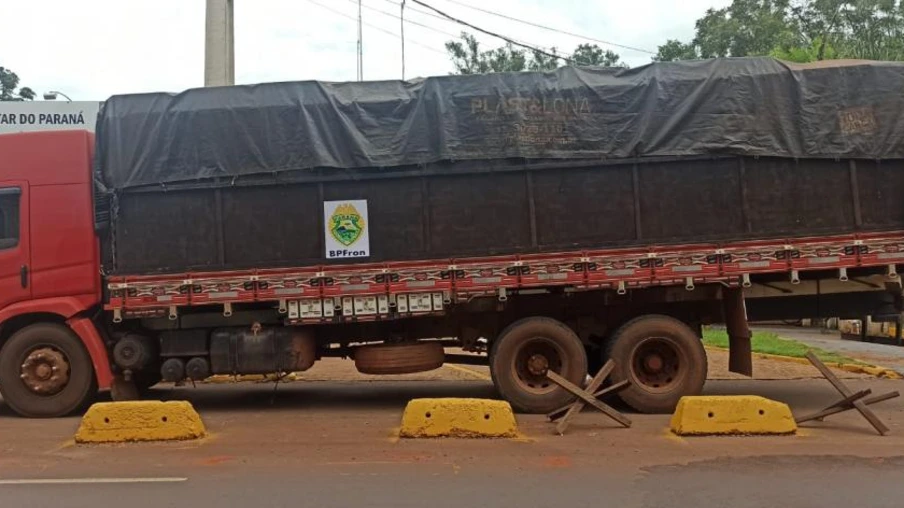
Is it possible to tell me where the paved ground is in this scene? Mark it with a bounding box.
[1,348,902,507]
[760,325,904,375]
[1,374,903,507]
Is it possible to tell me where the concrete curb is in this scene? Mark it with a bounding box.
[400,398,518,438]
[704,346,903,380]
[75,401,206,444]
[670,395,797,436]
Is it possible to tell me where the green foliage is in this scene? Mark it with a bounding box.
[0,66,35,102]
[770,36,838,62]
[446,33,626,74]
[655,0,904,62]
[445,33,528,74]
[653,39,700,61]
[701,328,858,364]
[571,43,626,67]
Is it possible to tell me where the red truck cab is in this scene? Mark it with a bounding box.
[0,131,111,417]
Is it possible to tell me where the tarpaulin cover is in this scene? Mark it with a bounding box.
[95,57,904,190]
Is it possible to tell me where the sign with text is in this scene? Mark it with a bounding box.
[0,101,101,134]
[324,200,371,259]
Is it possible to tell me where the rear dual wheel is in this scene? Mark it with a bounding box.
[489,317,588,414]
[605,315,707,414]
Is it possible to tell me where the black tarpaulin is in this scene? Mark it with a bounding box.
[95,57,904,190]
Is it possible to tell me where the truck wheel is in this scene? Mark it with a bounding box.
[605,315,706,414]
[354,342,445,375]
[490,317,588,414]
[0,323,97,418]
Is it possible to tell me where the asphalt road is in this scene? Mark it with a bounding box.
[2,377,903,507]
[4,455,904,508]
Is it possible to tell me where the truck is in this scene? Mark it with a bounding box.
[1,57,903,418]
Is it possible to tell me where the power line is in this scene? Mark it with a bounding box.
[380,0,558,53]
[420,0,656,55]
[409,0,572,63]
[348,0,461,39]
[304,0,447,56]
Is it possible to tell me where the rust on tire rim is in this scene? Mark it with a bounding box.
[630,336,685,393]
[511,337,565,395]
[20,347,70,396]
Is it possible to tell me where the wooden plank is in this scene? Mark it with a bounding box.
[547,360,614,423]
[805,351,891,435]
[547,380,630,421]
[547,371,632,431]
[795,389,871,423]
[805,351,851,396]
[796,391,898,424]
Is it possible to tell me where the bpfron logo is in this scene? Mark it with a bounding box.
[329,203,366,247]
[324,200,370,259]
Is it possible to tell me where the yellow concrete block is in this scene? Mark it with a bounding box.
[75,401,206,444]
[670,396,797,436]
[399,398,518,438]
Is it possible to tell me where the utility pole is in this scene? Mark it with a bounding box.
[357,0,364,81]
[205,0,235,86]
[401,0,406,80]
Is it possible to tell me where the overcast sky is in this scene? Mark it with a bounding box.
[1,0,731,100]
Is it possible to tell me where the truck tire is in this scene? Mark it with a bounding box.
[490,317,588,414]
[605,315,706,414]
[0,323,98,418]
[354,342,445,375]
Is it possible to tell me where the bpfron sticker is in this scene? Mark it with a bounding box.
[324,200,370,259]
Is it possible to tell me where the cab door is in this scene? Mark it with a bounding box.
[0,182,31,310]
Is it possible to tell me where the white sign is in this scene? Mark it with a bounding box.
[324,200,371,259]
[0,101,101,134]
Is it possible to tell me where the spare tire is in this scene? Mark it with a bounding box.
[354,342,445,375]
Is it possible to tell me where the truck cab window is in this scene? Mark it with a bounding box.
[0,188,20,250]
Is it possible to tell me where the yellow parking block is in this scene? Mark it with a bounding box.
[75,401,206,443]
[670,396,797,436]
[400,398,518,438]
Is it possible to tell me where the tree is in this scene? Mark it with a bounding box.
[653,39,700,61]
[446,33,528,74]
[655,0,904,62]
[571,43,626,67]
[446,33,627,74]
[0,67,35,101]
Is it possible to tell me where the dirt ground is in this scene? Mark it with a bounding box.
[1,356,902,507]
[202,347,871,386]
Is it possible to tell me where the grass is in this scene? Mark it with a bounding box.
[701,328,860,365]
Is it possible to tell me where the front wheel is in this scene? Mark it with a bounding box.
[605,315,707,414]
[489,317,588,414]
[0,323,98,418]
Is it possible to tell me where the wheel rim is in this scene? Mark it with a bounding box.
[628,336,686,393]
[510,337,566,395]
[19,346,71,396]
